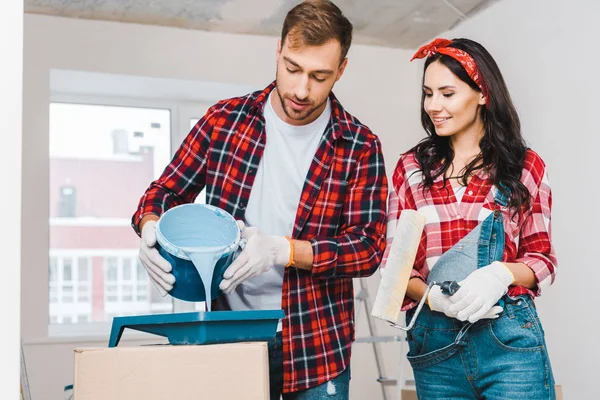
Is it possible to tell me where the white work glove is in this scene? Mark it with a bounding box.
[219,225,290,295]
[428,285,503,320]
[139,220,176,297]
[448,261,515,323]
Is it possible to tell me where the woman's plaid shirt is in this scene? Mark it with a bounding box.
[382,150,557,310]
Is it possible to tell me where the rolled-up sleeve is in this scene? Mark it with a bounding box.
[131,104,221,235]
[310,138,388,279]
[516,162,557,296]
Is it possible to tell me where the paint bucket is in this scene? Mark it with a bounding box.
[156,204,242,302]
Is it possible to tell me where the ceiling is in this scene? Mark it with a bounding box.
[24,0,501,49]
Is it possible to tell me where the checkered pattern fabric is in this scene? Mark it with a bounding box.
[132,82,388,392]
[382,150,557,310]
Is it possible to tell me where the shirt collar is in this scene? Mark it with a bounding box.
[250,81,353,141]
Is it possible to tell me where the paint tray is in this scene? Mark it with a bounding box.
[109,309,284,347]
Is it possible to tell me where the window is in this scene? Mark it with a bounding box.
[103,256,170,316]
[48,255,92,324]
[40,72,262,336]
[59,186,76,217]
[49,102,174,326]
[78,257,90,302]
[49,258,58,304]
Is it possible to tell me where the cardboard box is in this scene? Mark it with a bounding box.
[74,342,269,400]
[401,387,418,400]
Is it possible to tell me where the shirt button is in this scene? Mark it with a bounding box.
[468,190,473,195]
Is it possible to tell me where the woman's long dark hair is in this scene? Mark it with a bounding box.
[410,38,530,213]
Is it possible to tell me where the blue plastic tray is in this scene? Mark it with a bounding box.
[108,310,284,347]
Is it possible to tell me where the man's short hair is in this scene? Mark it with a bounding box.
[281,0,353,62]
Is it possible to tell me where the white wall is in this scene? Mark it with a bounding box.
[1,1,23,398]
[439,0,598,398]
[22,14,421,399]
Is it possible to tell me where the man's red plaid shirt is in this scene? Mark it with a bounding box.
[132,82,388,392]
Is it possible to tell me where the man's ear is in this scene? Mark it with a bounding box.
[335,58,348,82]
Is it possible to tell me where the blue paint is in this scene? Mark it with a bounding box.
[185,251,222,311]
[157,204,238,253]
[156,204,241,305]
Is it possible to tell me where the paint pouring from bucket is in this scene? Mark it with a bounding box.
[156,204,241,310]
[183,251,222,311]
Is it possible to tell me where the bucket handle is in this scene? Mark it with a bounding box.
[232,238,248,259]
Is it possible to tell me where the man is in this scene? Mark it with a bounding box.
[132,1,387,398]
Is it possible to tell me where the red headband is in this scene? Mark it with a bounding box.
[411,38,488,105]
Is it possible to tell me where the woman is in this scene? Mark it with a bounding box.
[385,38,557,399]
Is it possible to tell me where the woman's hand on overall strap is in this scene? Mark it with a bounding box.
[448,261,515,323]
[428,285,503,320]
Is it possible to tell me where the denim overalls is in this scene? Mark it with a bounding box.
[406,186,556,400]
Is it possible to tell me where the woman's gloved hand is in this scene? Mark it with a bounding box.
[448,261,515,323]
[428,284,503,320]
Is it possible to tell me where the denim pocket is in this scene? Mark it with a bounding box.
[406,325,427,357]
[406,324,462,370]
[488,299,544,352]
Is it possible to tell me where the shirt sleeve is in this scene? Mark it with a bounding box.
[131,103,221,235]
[515,153,557,296]
[310,137,388,279]
[380,185,400,271]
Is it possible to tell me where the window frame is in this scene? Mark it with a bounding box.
[48,252,93,323]
[47,92,210,338]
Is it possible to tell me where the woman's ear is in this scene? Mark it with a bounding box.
[478,93,487,106]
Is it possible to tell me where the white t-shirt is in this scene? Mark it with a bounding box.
[453,185,467,203]
[224,92,331,317]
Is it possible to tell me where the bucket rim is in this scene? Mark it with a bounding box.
[155,203,240,260]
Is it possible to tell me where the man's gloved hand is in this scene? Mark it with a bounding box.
[219,226,290,295]
[139,220,176,297]
[428,284,503,320]
[448,261,515,323]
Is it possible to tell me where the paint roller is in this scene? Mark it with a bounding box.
[371,210,461,331]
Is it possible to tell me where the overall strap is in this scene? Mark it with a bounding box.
[477,183,510,268]
[493,182,510,208]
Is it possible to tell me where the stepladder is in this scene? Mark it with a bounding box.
[354,277,413,400]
